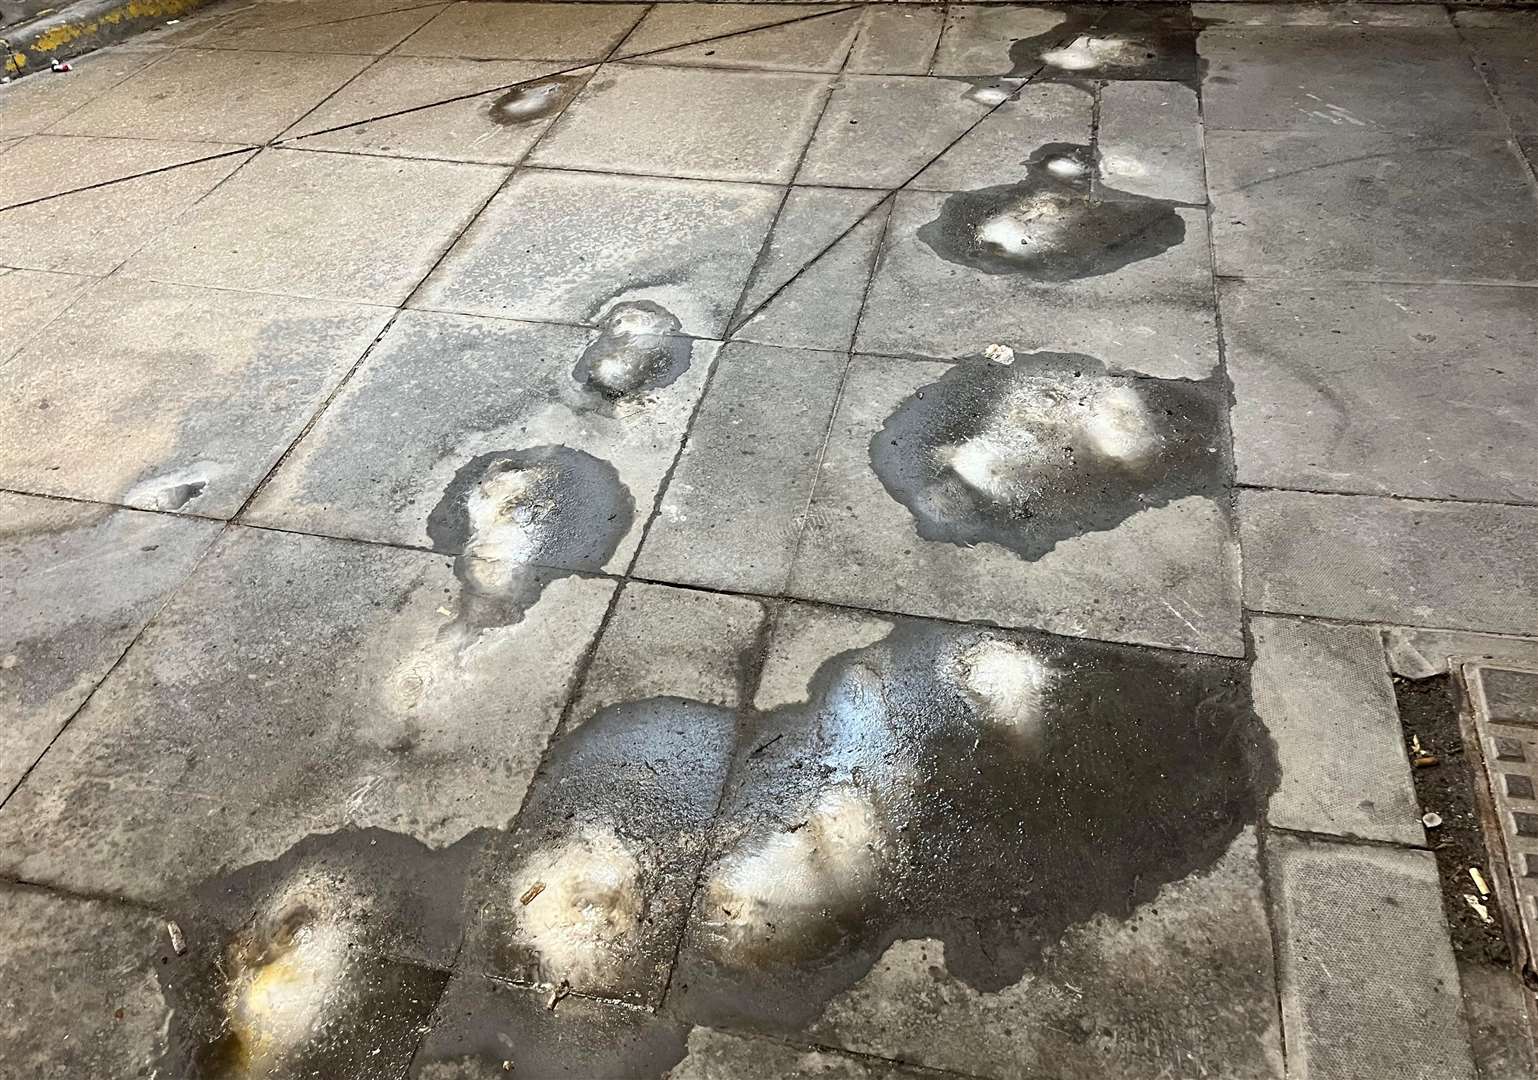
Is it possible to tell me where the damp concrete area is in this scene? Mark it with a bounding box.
[3,2,1538,1078]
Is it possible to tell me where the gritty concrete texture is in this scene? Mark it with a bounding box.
[248,309,714,566]
[1097,80,1204,202]
[0,268,90,362]
[1384,627,1538,681]
[0,133,246,207]
[929,4,1073,76]
[1222,281,1538,503]
[0,47,163,138]
[530,63,831,184]
[1239,490,1538,635]
[395,1,646,61]
[635,342,846,594]
[1207,131,1538,282]
[909,83,1095,191]
[671,1026,934,1079]
[1461,15,1538,134]
[1193,3,1453,29]
[416,168,782,336]
[181,0,449,55]
[1269,834,1476,1080]
[0,493,219,796]
[0,525,616,900]
[845,5,944,75]
[1251,615,1423,845]
[623,4,860,72]
[123,147,507,305]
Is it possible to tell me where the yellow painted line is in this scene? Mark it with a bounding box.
[27,0,204,55]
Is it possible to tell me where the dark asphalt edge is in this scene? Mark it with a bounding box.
[1,0,212,79]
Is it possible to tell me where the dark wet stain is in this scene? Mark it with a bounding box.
[486,77,573,127]
[425,445,633,632]
[917,143,1186,281]
[870,352,1226,561]
[670,620,1278,1032]
[572,300,692,404]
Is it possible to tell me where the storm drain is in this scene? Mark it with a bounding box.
[1466,664,1538,979]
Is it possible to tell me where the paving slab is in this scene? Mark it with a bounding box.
[122,147,507,305]
[787,353,1241,654]
[182,0,449,55]
[1207,131,1538,282]
[394,1,646,61]
[1462,21,1538,134]
[1221,281,1538,503]
[528,63,830,184]
[857,190,1218,379]
[1251,615,1423,845]
[1194,3,1453,28]
[621,4,860,72]
[0,267,90,362]
[0,884,172,1079]
[1239,489,1538,634]
[930,4,1071,76]
[1097,80,1205,203]
[0,525,616,900]
[616,3,843,59]
[1268,835,1476,1080]
[672,1027,936,1079]
[934,4,1198,82]
[415,168,782,337]
[283,57,578,163]
[249,309,715,568]
[634,342,846,595]
[0,150,252,274]
[0,493,217,797]
[0,133,248,208]
[1200,28,1504,135]
[0,276,390,516]
[845,4,944,75]
[1385,627,1538,680]
[47,47,371,143]
[0,45,166,139]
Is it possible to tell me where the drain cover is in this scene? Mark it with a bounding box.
[1467,664,1538,971]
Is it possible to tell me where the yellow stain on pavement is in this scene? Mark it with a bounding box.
[28,0,204,55]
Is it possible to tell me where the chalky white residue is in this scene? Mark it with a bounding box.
[516,824,646,987]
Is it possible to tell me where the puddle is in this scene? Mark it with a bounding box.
[870,353,1226,560]
[487,77,573,127]
[917,143,1187,281]
[573,300,693,404]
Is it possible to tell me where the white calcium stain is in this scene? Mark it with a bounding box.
[515,824,646,987]
[944,637,1053,744]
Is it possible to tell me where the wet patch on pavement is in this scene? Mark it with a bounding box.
[487,77,578,128]
[870,352,1227,561]
[917,143,1188,281]
[572,299,693,404]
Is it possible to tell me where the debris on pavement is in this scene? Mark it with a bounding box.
[165,920,186,956]
[520,881,545,906]
[984,343,1015,365]
[1469,867,1491,898]
[1422,812,1443,829]
[1465,894,1494,926]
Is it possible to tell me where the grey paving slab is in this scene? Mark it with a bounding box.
[0,884,172,1079]
[416,168,782,337]
[845,4,944,74]
[1207,131,1538,283]
[528,63,830,184]
[186,0,449,54]
[48,48,371,143]
[1268,835,1475,1080]
[248,309,716,568]
[1463,23,1538,134]
[0,45,166,139]
[1199,28,1504,136]
[0,268,90,363]
[1239,490,1538,635]
[1194,3,1453,28]
[857,190,1218,379]
[910,83,1094,190]
[1097,80,1205,203]
[787,354,1243,655]
[622,5,860,72]
[283,58,578,163]
[930,4,1077,76]
[0,150,251,274]
[0,276,389,516]
[672,1027,935,1079]
[1385,627,1538,680]
[395,1,646,61]
[0,494,217,797]
[1221,281,1538,503]
[0,525,616,901]
[0,133,248,208]
[1251,615,1423,845]
[635,342,846,594]
[934,4,1199,82]
[122,148,507,305]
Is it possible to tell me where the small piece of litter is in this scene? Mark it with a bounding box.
[501,1061,512,1072]
[984,343,1015,366]
[1413,754,1439,768]
[166,920,186,955]
[1464,893,1494,925]
[50,61,72,73]
[519,881,545,905]
[546,980,569,1010]
[1470,867,1491,898]
[166,18,180,23]
[436,605,453,617]
[1422,811,1443,829]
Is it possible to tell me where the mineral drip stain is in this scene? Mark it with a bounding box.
[917,143,1187,281]
[573,300,692,403]
[487,77,572,127]
[871,352,1226,561]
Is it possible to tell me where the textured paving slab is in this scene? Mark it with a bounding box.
[250,309,715,567]
[395,1,646,61]
[1459,11,1538,133]
[1251,615,1423,844]
[1222,281,1538,503]
[529,64,830,184]
[1269,835,1475,1080]
[47,47,370,143]
[1199,28,1504,135]
[1385,627,1538,680]
[0,150,251,274]
[0,525,615,901]
[179,0,448,55]
[621,4,860,72]
[123,148,506,305]
[416,168,782,336]
[635,342,845,594]
[0,493,218,797]
[1239,490,1538,634]
[1097,80,1204,203]
[1207,131,1538,282]
[858,192,1218,379]
[1194,3,1453,28]
[284,58,579,164]
[0,277,389,515]
[0,884,172,1079]
[846,5,944,74]
[0,45,165,139]
[0,134,248,208]
[0,268,90,362]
